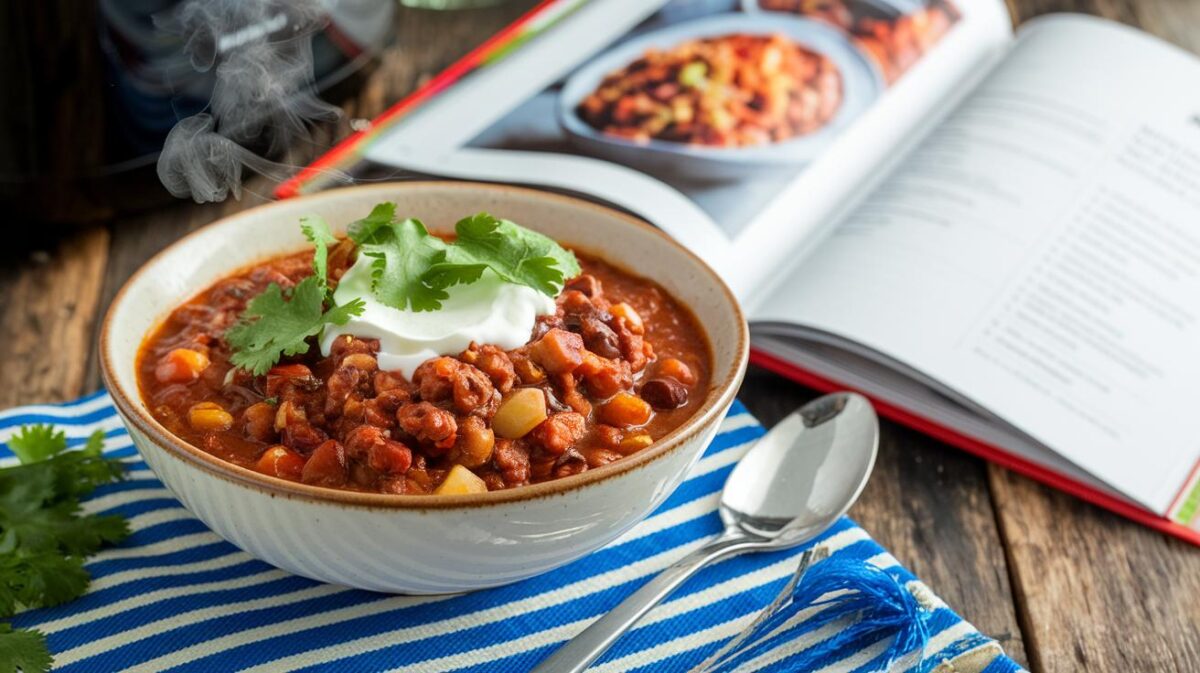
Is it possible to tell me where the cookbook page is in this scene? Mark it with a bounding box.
[359,0,1011,293]
[753,15,1200,519]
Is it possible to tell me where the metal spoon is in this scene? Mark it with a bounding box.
[532,392,879,673]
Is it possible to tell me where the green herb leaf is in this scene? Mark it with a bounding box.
[300,215,337,286]
[5,427,66,466]
[347,202,397,245]
[0,551,89,616]
[428,213,581,296]
[358,218,451,312]
[0,426,127,672]
[226,277,365,376]
[0,624,51,673]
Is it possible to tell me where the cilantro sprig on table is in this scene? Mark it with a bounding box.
[225,202,580,374]
[0,426,129,673]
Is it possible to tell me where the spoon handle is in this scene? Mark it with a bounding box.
[531,532,760,673]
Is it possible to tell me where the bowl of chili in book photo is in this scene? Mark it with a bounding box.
[559,13,884,181]
[99,182,748,594]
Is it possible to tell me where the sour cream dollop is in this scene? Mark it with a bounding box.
[319,255,557,379]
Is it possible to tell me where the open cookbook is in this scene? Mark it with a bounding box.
[279,0,1200,544]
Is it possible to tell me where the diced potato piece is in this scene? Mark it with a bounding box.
[600,392,652,428]
[435,464,488,495]
[619,433,654,453]
[493,388,548,439]
[610,303,644,335]
[188,402,233,432]
[155,348,210,383]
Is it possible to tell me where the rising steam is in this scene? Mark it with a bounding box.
[157,0,345,203]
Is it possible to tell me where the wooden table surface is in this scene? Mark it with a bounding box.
[5,1,1199,670]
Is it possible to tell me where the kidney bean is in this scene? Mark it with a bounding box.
[301,440,347,487]
[640,378,688,409]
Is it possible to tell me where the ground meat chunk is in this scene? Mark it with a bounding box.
[265,363,320,399]
[329,335,379,361]
[460,343,516,393]
[552,448,588,478]
[452,363,497,416]
[412,357,456,403]
[342,425,387,461]
[578,355,632,399]
[492,438,530,487]
[367,439,412,475]
[528,412,587,456]
[324,353,377,417]
[396,401,457,451]
[363,389,407,428]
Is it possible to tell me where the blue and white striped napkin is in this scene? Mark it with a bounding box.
[1,393,1024,673]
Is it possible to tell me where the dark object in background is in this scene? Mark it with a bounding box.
[0,0,393,224]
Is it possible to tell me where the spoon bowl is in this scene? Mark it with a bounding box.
[533,392,880,673]
[721,393,878,543]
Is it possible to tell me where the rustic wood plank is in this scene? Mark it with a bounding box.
[989,470,1200,671]
[0,226,109,404]
[740,368,1030,667]
[991,3,1200,672]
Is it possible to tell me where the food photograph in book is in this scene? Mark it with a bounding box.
[468,0,962,237]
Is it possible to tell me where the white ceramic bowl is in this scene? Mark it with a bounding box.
[101,182,748,594]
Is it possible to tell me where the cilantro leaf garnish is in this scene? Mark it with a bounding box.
[300,215,337,287]
[226,277,365,376]
[0,425,129,673]
[357,218,450,312]
[226,212,366,375]
[349,208,580,312]
[347,202,397,245]
[428,213,582,297]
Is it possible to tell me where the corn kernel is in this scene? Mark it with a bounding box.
[619,433,654,453]
[188,402,233,432]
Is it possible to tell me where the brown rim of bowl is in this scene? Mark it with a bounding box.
[100,181,749,510]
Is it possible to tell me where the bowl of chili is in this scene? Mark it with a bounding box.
[559,13,885,182]
[100,182,748,594]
